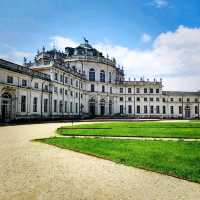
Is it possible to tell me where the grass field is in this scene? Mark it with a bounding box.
[40,137,200,183]
[57,121,200,138]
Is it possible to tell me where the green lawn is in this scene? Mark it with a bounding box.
[40,137,200,183]
[57,121,200,138]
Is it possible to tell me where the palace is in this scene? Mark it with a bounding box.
[0,39,199,122]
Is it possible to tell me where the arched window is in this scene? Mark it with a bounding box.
[100,70,105,82]
[89,68,95,81]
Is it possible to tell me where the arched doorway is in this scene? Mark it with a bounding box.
[1,92,12,121]
[185,106,191,118]
[89,98,96,116]
[100,99,105,116]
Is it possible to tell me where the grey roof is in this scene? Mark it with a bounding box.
[163,91,200,96]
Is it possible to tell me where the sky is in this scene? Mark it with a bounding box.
[0,0,200,91]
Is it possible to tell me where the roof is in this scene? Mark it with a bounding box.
[163,91,200,96]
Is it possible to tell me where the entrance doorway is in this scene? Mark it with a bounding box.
[1,92,12,121]
[185,106,191,118]
[100,99,105,116]
[89,98,96,115]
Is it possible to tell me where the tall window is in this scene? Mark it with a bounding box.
[156,106,160,114]
[44,99,48,113]
[136,88,140,93]
[170,106,174,114]
[54,100,57,112]
[137,105,140,114]
[163,106,166,114]
[89,68,95,81]
[128,88,132,93]
[100,70,105,82]
[150,106,154,114]
[110,87,112,93]
[70,102,73,113]
[109,72,111,83]
[59,100,63,113]
[120,105,123,114]
[91,84,95,92]
[179,106,183,114]
[64,101,68,113]
[76,103,78,113]
[102,85,105,92]
[128,105,132,114]
[7,76,13,84]
[144,105,148,114]
[21,96,26,112]
[22,79,27,87]
[33,97,37,112]
[195,106,198,114]
[144,88,147,93]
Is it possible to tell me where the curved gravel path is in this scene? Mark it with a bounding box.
[0,122,200,200]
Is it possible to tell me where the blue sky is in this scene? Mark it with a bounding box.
[0,0,200,91]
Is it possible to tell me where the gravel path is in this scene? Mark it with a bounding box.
[0,122,200,200]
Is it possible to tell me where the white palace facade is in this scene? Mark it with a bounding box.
[0,39,200,122]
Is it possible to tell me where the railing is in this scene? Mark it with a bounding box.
[0,59,50,81]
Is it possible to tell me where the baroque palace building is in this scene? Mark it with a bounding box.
[0,39,200,121]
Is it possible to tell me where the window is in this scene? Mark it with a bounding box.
[65,76,68,84]
[89,68,95,81]
[149,88,153,93]
[195,98,198,103]
[60,74,63,82]
[44,99,48,113]
[54,73,58,81]
[110,87,112,94]
[179,98,182,102]
[120,97,123,101]
[75,92,78,98]
[33,97,37,112]
[109,72,111,83]
[150,106,154,114]
[128,105,132,114]
[80,93,83,98]
[70,91,73,96]
[144,97,147,102]
[65,90,68,95]
[102,85,105,92]
[195,106,198,114]
[76,103,78,113]
[170,106,174,114]
[54,86,57,93]
[150,97,153,102]
[156,88,160,94]
[54,100,57,112]
[128,88,132,93]
[76,80,78,87]
[170,98,174,102]
[64,101,68,113]
[128,97,132,101]
[59,100,63,113]
[136,88,140,94]
[163,106,166,114]
[187,98,190,102]
[156,98,160,102]
[136,97,140,101]
[163,98,166,102]
[22,79,27,87]
[137,105,140,114]
[44,85,48,91]
[144,88,147,93]
[179,106,182,114]
[91,84,95,92]
[21,96,26,112]
[34,82,39,89]
[60,88,63,94]
[156,106,160,114]
[71,78,73,86]
[120,105,123,114]
[144,105,148,114]
[100,70,105,82]
[70,102,73,113]
[120,88,123,93]
[7,76,13,84]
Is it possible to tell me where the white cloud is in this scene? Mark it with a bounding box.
[141,33,152,43]
[49,26,200,91]
[151,0,168,8]
[49,36,78,50]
